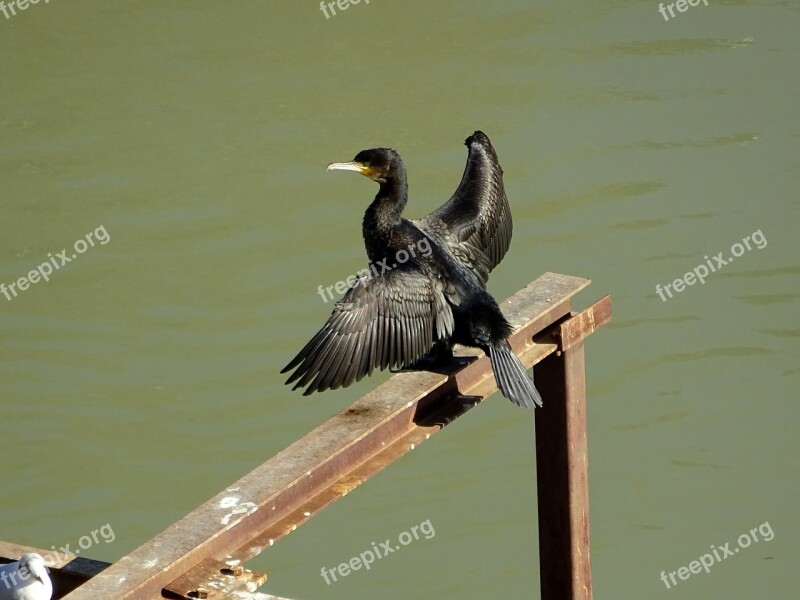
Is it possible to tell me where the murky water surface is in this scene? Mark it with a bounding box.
[1,1,797,598]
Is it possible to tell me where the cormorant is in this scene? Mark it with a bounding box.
[282,131,542,408]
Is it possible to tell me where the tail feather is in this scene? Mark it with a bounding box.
[488,342,543,409]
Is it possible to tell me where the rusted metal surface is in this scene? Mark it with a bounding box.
[534,295,612,600]
[164,558,266,599]
[555,295,612,353]
[51,272,604,600]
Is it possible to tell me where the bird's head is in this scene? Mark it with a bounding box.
[327,148,403,184]
[19,553,49,585]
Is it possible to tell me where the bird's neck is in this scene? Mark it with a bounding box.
[362,176,407,260]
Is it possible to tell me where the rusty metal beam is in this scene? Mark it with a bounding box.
[534,295,612,600]
[54,272,603,600]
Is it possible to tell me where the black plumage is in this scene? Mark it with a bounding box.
[282,131,542,408]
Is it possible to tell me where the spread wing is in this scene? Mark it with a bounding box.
[416,130,512,286]
[282,267,454,395]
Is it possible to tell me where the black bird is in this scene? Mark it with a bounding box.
[282,131,542,408]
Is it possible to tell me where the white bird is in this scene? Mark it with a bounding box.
[0,554,52,600]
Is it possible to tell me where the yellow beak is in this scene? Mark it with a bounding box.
[326,161,371,176]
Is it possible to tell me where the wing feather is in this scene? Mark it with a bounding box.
[282,268,453,395]
[416,131,513,286]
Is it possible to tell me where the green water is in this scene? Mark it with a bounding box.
[1,1,797,598]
